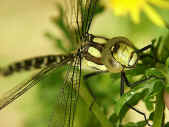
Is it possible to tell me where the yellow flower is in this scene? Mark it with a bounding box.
[106,0,169,27]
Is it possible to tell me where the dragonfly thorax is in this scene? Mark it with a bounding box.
[101,37,138,72]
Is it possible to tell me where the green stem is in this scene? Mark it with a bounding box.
[79,80,113,127]
[156,64,169,83]
[152,88,165,127]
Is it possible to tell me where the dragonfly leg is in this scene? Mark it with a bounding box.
[120,70,151,126]
[129,44,152,65]
[83,71,107,111]
[136,44,152,54]
[92,35,109,41]
[121,70,164,88]
[83,71,108,80]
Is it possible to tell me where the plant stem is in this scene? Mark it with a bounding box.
[152,88,165,127]
[79,80,113,127]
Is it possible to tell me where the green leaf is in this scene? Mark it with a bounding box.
[143,79,164,110]
[45,32,68,53]
[114,87,147,116]
[53,4,72,42]
[145,68,164,79]
[123,121,146,127]
[152,89,165,127]
[93,1,104,16]
[165,122,169,127]
[144,96,154,111]
[166,57,169,67]
[157,33,169,62]
[165,86,169,93]
[126,64,149,76]
[109,113,120,127]
[151,80,164,96]
[118,89,148,121]
[114,73,164,119]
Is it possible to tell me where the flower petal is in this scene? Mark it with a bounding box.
[109,0,128,15]
[129,7,140,24]
[143,3,165,27]
[149,0,169,9]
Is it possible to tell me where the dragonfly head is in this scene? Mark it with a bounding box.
[101,37,138,72]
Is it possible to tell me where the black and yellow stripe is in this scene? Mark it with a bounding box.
[0,54,72,76]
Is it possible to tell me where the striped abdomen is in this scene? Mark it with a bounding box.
[0,54,72,76]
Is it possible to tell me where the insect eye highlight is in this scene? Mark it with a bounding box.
[111,43,120,53]
[128,52,138,67]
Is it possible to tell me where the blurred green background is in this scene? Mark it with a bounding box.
[0,0,169,127]
[0,0,60,126]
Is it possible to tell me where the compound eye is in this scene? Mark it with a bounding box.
[101,36,137,72]
[111,42,138,67]
[128,52,138,66]
[111,43,120,54]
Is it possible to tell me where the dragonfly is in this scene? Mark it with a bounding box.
[0,0,153,126]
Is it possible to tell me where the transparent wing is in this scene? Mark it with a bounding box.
[0,56,73,110]
[48,51,82,127]
[63,0,97,41]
